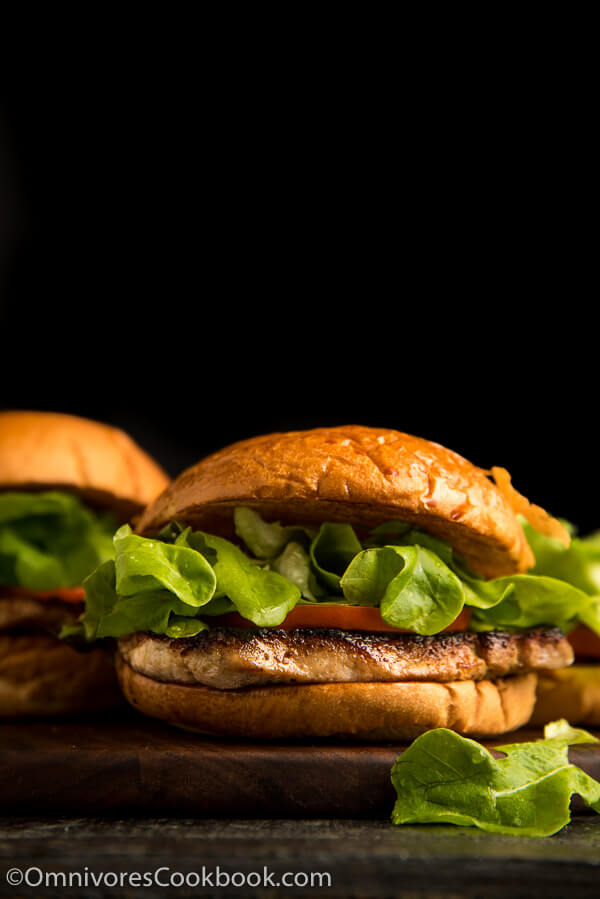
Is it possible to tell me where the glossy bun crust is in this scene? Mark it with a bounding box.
[0,634,124,717]
[116,656,537,739]
[0,411,170,517]
[137,425,533,577]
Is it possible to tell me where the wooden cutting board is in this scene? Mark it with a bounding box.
[1,714,599,816]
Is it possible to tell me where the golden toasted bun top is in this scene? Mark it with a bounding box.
[0,411,170,518]
[137,425,538,577]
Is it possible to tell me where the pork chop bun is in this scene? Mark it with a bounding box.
[0,411,170,717]
[80,425,582,739]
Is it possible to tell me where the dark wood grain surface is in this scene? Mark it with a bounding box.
[1,816,599,898]
[1,714,599,817]
[1,717,600,897]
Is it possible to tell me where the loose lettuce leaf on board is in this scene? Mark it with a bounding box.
[544,718,600,743]
[391,721,600,837]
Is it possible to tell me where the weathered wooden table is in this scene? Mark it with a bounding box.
[2,716,599,817]
[1,816,599,898]
[1,715,599,897]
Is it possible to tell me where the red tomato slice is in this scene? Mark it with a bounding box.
[568,625,600,660]
[209,605,472,633]
[0,585,86,604]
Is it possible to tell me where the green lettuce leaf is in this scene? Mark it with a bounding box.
[366,522,454,566]
[391,720,600,836]
[0,490,116,590]
[195,595,237,616]
[233,507,315,560]
[340,545,464,635]
[522,519,600,635]
[340,547,406,607]
[199,532,300,626]
[270,541,326,602]
[113,525,216,607]
[164,616,209,638]
[580,596,600,635]
[82,560,202,640]
[81,521,302,638]
[469,574,593,633]
[523,519,600,595]
[448,557,514,609]
[77,507,600,641]
[236,510,597,634]
[378,547,464,635]
[310,523,363,592]
[544,718,600,743]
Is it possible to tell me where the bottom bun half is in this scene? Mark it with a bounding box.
[530,665,600,726]
[0,633,124,717]
[115,655,537,740]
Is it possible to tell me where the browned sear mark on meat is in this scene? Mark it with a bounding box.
[118,626,573,690]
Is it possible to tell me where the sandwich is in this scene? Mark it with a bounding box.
[0,410,170,716]
[525,521,600,725]
[80,425,589,740]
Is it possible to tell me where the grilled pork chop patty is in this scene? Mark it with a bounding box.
[118,627,573,690]
[0,596,82,635]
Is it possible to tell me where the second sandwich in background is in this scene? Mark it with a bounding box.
[0,410,170,717]
[526,520,600,725]
[77,425,592,740]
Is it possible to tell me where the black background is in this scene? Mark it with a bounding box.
[0,78,596,532]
